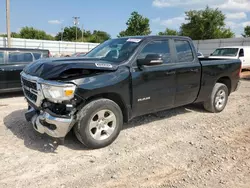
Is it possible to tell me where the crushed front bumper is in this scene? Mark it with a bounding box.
[25,107,75,138]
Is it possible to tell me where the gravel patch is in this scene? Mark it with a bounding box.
[0,81,250,188]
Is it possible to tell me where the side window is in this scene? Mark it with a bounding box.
[0,52,4,64]
[239,49,244,57]
[138,40,171,63]
[8,52,33,63]
[33,53,42,60]
[174,40,194,62]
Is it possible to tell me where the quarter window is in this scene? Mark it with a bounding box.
[174,40,194,62]
[42,51,49,58]
[33,53,42,60]
[138,40,171,63]
[239,49,244,57]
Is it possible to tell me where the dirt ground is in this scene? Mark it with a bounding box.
[0,80,250,188]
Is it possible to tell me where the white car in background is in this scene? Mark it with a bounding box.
[209,46,250,69]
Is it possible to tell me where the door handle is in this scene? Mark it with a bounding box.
[165,71,176,75]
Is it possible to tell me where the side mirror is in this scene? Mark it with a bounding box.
[137,54,163,67]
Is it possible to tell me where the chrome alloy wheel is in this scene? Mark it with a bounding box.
[215,89,226,110]
[89,109,117,141]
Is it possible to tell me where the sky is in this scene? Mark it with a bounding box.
[0,0,250,38]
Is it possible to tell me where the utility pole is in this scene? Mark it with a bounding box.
[6,0,11,47]
[61,25,64,41]
[73,16,80,41]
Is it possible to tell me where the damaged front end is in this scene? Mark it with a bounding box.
[21,72,82,138]
[21,58,118,139]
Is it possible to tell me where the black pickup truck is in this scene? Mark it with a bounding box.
[0,48,50,93]
[21,36,241,149]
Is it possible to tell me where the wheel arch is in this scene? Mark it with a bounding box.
[216,76,231,95]
[86,92,130,123]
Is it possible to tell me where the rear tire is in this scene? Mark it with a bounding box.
[74,99,123,149]
[203,83,228,113]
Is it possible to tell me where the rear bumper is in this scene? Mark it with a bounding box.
[25,107,75,138]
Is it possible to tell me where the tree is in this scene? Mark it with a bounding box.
[18,27,54,40]
[55,27,110,43]
[118,11,151,37]
[0,27,54,40]
[180,6,234,40]
[89,30,110,43]
[242,26,250,37]
[11,32,20,38]
[0,32,20,38]
[158,28,179,36]
[55,26,82,41]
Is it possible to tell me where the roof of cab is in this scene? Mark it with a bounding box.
[118,35,192,40]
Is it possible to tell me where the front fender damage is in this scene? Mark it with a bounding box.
[23,65,118,139]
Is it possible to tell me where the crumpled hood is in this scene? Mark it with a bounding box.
[23,57,118,80]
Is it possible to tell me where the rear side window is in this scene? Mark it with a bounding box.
[42,51,49,58]
[33,52,42,60]
[239,49,244,57]
[8,52,33,63]
[0,52,4,64]
[174,40,194,62]
[138,40,171,63]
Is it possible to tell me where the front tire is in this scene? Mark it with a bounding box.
[74,99,123,149]
[203,83,229,113]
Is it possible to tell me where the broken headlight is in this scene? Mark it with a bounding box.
[41,83,76,102]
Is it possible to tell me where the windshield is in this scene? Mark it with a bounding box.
[85,38,142,62]
[211,48,239,57]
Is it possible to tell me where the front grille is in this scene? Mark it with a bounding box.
[23,88,37,102]
[21,77,38,103]
[22,78,37,90]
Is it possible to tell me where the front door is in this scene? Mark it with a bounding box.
[173,39,201,107]
[131,39,176,117]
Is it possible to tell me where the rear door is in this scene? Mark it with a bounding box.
[131,39,177,116]
[5,51,34,89]
[173,39,201,107]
